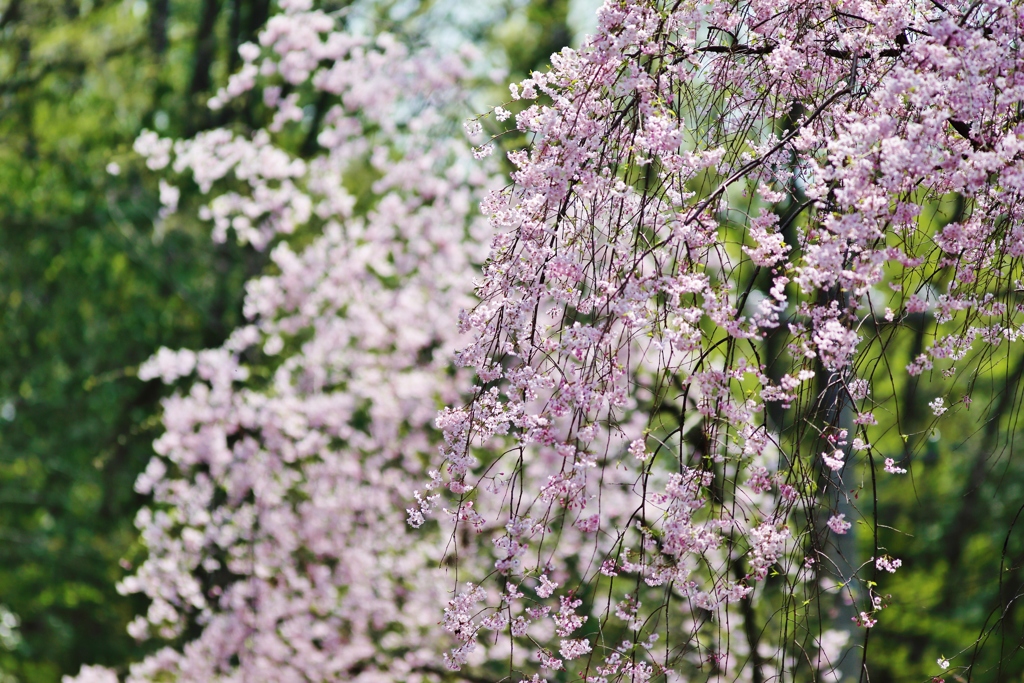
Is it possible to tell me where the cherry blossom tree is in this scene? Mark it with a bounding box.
[433,0,1024,681]
[64,0,1024,682]
[68,1,508,681]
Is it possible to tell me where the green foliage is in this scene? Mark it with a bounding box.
[0,0,266,679]
[863,353,1024,680]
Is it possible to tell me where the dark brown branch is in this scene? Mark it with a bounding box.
[949,118,989,151]
[676,41,906,64]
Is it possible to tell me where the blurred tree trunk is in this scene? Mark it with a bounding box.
[189,0,221,132]
[150,0,170,56]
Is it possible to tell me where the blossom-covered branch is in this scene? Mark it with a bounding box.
[435,0,1024,680]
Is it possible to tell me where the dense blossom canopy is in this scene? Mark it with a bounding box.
[80,1,503,681]
[66,0,1024,681]
[434,0,1024,680]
